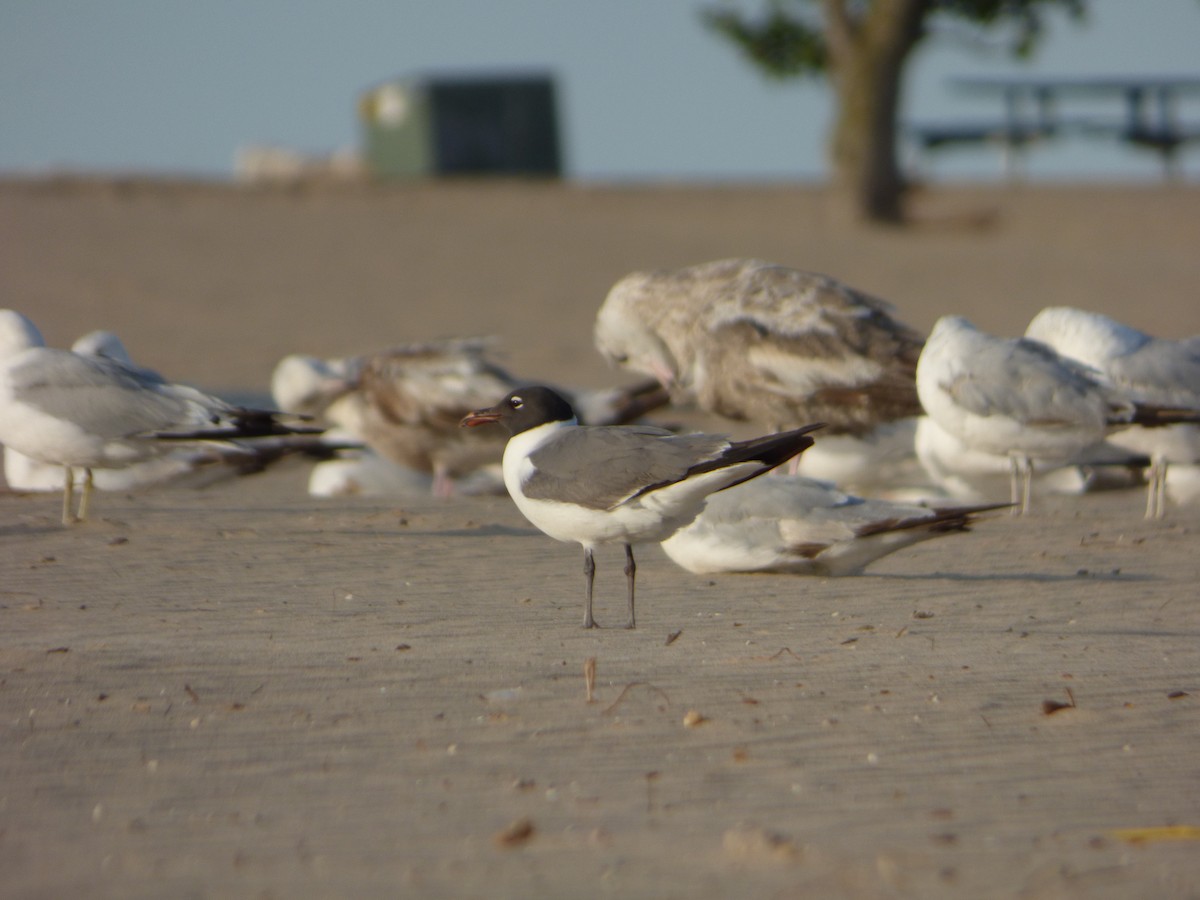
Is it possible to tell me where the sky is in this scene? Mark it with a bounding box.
[2,0,1199,183]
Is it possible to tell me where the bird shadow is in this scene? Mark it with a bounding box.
[0,522,67,538]
[332,525,542,539]
[407,525,543,539]
[866,570,1156,584]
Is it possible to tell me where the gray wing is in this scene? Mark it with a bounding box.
[523,426,729,510]
[1106,340,1200,407]
[10,350,213,438]
[942,337,1111,423]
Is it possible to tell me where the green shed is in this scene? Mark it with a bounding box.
[359,72,562,178]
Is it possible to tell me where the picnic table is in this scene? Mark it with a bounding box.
[908,75,1200,179]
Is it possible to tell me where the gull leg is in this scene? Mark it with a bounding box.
[1020,456,1034,515]
[431,462,454,498]
[77,468,95,522]
[1008,456,1021,515]
[582,547,598,629]
[1146,456,1167,520]
[1157,460,1169,519]
[623,543,637,630]
[1144,459,1158,519]
[61,467,75,525]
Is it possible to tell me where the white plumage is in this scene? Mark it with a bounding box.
[660,476,1004,576]
[1025,306,1200,517]
[915,315,1167,514]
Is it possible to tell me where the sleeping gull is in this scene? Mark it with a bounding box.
[461,385,821,629]
[1025,306,1200,518]
[659,475,1006,575]
[0,309,318,524]
[916,315,1197,514]
[913,415,1149,502]
[594,258,925,436]
[272,339,668,496]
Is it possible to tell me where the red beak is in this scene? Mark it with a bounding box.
[459,408,502,428]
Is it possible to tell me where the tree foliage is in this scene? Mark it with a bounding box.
[704,0,1085,76]
[703,0,1088,222]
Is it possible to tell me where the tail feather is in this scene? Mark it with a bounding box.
[855,502,1010,539]
[153,408,324,441]
[693,423,825,491]
[1122,404,1200,428]
[624,422,825,504]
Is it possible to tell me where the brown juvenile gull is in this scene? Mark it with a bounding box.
[594,258,925,437]
[272,338,668,497]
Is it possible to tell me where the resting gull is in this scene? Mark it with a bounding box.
[916,315,1196,514]
[1025,306,1200,518]
[0,309,317,524]
[659,475,1006,575]
[913,415,1149,503]
[272,339,668,497]
[594,258,925,436]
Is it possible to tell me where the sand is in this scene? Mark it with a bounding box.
[1,177,1199,898]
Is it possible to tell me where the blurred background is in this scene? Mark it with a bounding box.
[2,0,1199,185]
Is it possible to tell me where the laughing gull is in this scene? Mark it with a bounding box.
[659,475,1007,575]
[1025,306,1200,518]
[594,258,925,437]
[0,309,318,524]
[461,385,822,628]
[273,339,668,497]
[916,315,1198,515]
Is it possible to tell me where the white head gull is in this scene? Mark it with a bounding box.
[659,475,1006,576]
[0,310,317,524]
[916,315,1197,514]
[1025,306,1200,517]
[461,385,821,629]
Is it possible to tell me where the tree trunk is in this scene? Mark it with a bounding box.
[822,0,928,223]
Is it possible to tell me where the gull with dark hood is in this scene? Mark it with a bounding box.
[462,385,821,628]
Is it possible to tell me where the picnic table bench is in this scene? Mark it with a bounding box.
[908,75,1200,179]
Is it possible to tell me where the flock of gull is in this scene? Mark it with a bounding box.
[3,257,1198,627]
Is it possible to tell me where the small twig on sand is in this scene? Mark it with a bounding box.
[583,657,596,703]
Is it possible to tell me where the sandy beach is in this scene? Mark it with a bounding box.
[2,177,1199,898]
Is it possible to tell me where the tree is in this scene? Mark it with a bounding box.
[704,0,1086,223]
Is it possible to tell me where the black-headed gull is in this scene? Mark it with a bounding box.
[461,385,821,629]
[0,310,317,524]
[1025,306,1200,518]
[659,475,1006,575]
[916,315,1197,514]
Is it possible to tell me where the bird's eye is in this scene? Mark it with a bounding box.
[509,396,523,409]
